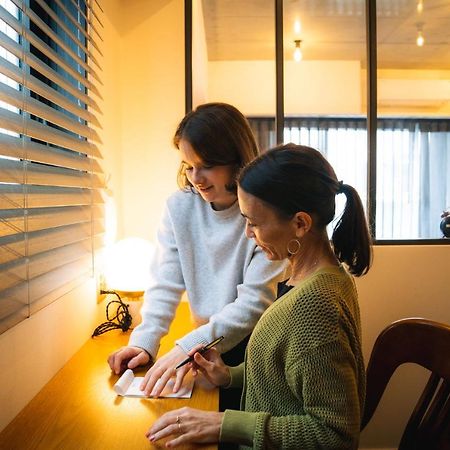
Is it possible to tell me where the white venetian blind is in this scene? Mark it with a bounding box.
[0,0,104,334]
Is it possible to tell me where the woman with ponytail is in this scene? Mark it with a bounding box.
[147,144,372,450]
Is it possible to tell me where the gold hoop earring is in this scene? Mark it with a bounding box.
[287,239,301,257]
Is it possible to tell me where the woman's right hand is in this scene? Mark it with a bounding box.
[107,346,151,375]
[190,346,231,387]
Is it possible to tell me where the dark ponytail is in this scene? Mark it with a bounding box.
[332,183,372,276]
[238,143,372,276]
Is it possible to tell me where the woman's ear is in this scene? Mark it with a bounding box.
[293,211,313,237]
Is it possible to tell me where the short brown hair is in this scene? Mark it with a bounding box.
[173,103,259,192]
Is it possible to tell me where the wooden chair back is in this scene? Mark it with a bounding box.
[361,318,450,450]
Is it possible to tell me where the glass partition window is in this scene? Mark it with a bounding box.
[195,0,275,117]
[190,0,449,242]
[281,1,368,222]
[376,0,450,239]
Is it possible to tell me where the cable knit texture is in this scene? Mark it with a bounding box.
[220,265,365,449]
[129,190,286,358]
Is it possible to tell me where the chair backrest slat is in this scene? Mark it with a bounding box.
[430,381,450,435]
[361,318,450,450]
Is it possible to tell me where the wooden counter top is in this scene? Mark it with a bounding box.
[0,302,218,449]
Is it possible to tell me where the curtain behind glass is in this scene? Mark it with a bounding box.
[248,117,449,239]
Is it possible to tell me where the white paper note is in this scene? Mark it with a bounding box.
[113,369,194,398]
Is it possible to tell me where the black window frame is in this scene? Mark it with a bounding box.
[183,0,450,246]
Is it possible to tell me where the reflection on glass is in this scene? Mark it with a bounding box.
[193,0,275,118]
[377,0,450,239]
[280,0,368,223]
[195,0,449,240]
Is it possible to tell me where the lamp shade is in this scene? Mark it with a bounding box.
[104,237,155,293]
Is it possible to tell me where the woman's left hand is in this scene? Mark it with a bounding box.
[140,345,189,397]
[146,407,223,448]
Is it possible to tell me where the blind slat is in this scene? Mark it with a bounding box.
[0,134,103,174]
[0,108,102,157]
[0,220,104,265]
[1,205,103,237]
[0,237,97,291]
[11,0,102,85]
[30,259,92,313]
[33,0,102,71]
[0,57,100,126]
[0,82,101,142]
[69,0,103,44]
[0,185,103,209]
[0,25,101,113]
[0,293,27,334]
[53,0,103,58]
[0,234,103,298]
[1,258,92,318]
[0,5,97,93]
[0,158,103,189]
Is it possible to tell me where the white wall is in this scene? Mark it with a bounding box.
[116,0,185,242]
[376,69,450,116]
[207,61,450,117]
[208,60,362,115]
[0,279,99,431]
[357,245,450,448]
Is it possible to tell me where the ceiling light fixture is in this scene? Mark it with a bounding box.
[294,19,301,35]
[416,31,424,46]
[417,0,424,13]
[293,39,302,62]
[416,23,425,47]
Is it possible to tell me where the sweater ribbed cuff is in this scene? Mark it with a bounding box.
[128,329,159,360]
[227,363,244,389]
[220,409,257,446]
[175,332,208,354]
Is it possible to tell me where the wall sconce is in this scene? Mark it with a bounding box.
[293,39,303,62]
[103,237,155,327]
[416,23,425,47]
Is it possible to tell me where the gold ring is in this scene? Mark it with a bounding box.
[176,415,182,433]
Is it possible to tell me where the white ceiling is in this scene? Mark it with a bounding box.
[202,0,450,69]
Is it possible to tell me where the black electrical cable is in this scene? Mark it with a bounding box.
[91,290,132,337]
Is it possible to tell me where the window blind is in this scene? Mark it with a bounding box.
[0,0,104,334]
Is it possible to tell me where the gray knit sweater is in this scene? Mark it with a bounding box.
[220,266,365,449]
[129,189,287,358]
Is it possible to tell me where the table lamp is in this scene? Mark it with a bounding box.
[103,237,155,328]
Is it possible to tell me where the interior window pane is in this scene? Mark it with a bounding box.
[282,0,368,226]
[194,0,275,119]
[376,0,450,239]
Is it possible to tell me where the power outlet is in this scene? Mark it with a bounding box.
[96,273,107,304]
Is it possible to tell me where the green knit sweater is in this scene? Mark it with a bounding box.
[220,265,365,449]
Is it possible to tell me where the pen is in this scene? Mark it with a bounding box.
[175,336,225,370]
